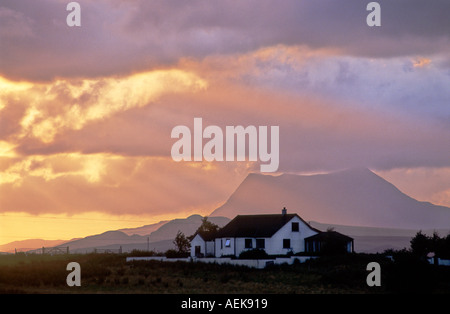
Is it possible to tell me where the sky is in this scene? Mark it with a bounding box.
[1,0,450,244]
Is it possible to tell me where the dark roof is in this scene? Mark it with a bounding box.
[192,230,217,242]
[214,214,319,238]
[305,231,353,242]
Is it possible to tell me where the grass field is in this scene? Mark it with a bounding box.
[0,252,449,294]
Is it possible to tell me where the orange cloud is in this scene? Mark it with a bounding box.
[412,57,431,68]
[0,152,250,216]
[1,70,207,143]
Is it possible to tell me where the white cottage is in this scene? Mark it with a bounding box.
[190,231,217,257]
[191,208,327,258]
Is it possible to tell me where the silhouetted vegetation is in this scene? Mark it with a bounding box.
[187,216,220,242]
[410,231,450,259]
[165,249,190,258]
[196,217,220,235]
[238,249,269,259]
[172,230,190,255]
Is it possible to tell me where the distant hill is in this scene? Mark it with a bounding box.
[309,221,450,253]
[146,215,230,242]
[0,239,67,253]
[118,220,169,236]
[59,215,230,253]
[61,231,146,251]
[210,168,450,230]
[1,215,231,254]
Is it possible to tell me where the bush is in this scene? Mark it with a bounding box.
[165,249,190,258]
[129,249,161,257]
[238,249,269,259]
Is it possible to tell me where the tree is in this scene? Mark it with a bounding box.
[173,230,190,254]
[197,216,219,234]
[189,216,220,241]
[410,231,450,260]
[439,234,450,259]
[410,231,430,258]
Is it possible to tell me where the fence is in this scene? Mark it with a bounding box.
[16,245,125,255]
[24,246,70,255]
[93,247,122,254]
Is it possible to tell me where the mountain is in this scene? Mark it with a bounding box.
[118,220,169,236]
[210,168,450,230]
[58,215,230,253]
[146,215,230,242]
[60,231,146,251]
[0,239,67,253]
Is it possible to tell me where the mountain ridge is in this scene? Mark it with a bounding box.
[210,168,450,230]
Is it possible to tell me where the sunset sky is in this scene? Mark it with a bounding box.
[1,0,450,244]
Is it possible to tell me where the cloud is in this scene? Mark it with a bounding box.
[1,0,450,81]
[3,45,449,173]
[1,0,449,220]
[0,69,207,144]
[0,153,251,216]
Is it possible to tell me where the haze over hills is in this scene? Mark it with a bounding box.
[118,220,169,236]
[145,215,230,242]
[1,215,230,254]
[51,215,230,253]
[308,221,449,253]
[210,168,450,230]
[0,239,67,254]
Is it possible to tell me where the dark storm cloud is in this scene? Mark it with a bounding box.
[1,0,449,80]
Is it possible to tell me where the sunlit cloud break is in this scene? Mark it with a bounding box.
[1,70,207,143]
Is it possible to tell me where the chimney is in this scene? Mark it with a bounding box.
[282,207,287,216]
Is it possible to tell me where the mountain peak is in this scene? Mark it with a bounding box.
[210,169,450,230]
[337,167,373,175]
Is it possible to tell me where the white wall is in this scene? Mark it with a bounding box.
[190,234,205,257]
[191,234,216,257]
[265,216,318,255]
[215,237,236,257]
[438,258,450,266]
[205,241,215,256]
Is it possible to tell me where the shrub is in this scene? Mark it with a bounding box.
[129,249,160,257]
[165,249,189,258]
[238,249,269,259]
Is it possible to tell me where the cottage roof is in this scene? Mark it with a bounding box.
[192,230,217,242]
[214,213,319,238]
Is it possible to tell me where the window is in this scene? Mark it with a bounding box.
[291,222,299,232]
[256,239,265,249]
[225,239,231,247]
[245,238,253,249]
[283,239,291,249]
